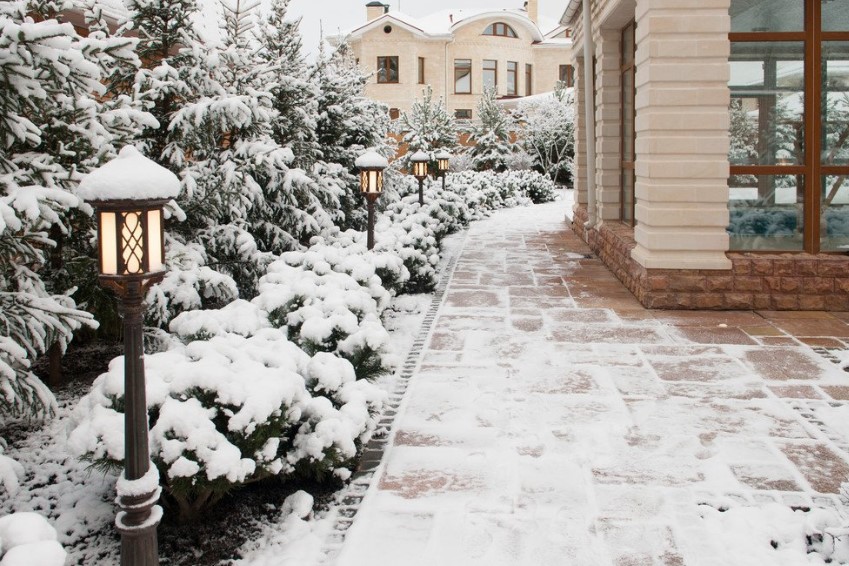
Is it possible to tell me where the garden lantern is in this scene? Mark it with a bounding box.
[78,146,180,566]
[435,149,451,191]
[356,150,389,250]
[410,150,430,205]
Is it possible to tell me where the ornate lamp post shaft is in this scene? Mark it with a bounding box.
[78,146,179,566]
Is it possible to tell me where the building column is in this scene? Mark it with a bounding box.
[595,28,623,223]
[631,0,732,270]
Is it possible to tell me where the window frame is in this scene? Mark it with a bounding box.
[559,64,574,87]
[418,57,425,84]
[455,109,472,120]
[526,63,533,96]
[484,22,518,38]
[620,21,636,227]
[506,61,518,96]
[728,1,849,253]
[483,59,498,92]
[376,56,399,84]
[454,58,472,94]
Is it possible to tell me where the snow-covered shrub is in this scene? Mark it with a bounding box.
[515,85,575,185]
[374,213,441,293]
[69,330,384,521]
[501,170,558,205]
[0,512,66,566]
[252,261,396,380]
[145,238,239,330]
[384,176,471,243]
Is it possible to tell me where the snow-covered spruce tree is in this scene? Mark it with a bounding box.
[516,83,575,185]
[312,40,392,230]
[0,1,159,418]
[467,87,518,172]
[398,86,457,171]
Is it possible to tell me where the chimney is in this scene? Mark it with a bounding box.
[524,0,538,23]
[366,1,389,21]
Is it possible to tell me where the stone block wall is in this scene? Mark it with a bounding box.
[573,205,849,311]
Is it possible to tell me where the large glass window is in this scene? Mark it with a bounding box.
[728,0,849,252]
[507,61,518,96]
[377,56,398,84]
[483,59,497,91]
[455,59,471,94]
[621,21,636,226]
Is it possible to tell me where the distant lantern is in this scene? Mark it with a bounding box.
[435,149,452,190]
[435,150,451,175]
[410,150,429,180]
[355,150,390,250]
[409,150,430,205]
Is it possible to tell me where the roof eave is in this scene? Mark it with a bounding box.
[560,0,581,26]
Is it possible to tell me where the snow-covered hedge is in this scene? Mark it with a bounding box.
[446,169,557,217]
[0,512,66,566]
[69,330,384,521]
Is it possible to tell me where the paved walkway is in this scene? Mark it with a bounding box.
[335,197,849,566]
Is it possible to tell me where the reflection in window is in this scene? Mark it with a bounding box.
[822,42,849,167]
[484,22,517,38]
[455,59,471,94]
[822,0,849,33]
[730,0,803,33]
[728,42,804,167]
[559,64,574,87]
[728,175,804,250]
[377,56,399,83]
[483,59,497,91]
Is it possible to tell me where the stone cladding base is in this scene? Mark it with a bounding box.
[572,205,849,311]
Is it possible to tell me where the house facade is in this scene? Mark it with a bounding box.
[337,1,572,120]
[564,0,849,310]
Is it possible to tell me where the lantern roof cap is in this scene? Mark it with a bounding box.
[78,146,180,202]
[355,150,389,169]
[435,149,452,159]
[410,150,430,162]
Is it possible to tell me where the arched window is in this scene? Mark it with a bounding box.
[483,22,518,38]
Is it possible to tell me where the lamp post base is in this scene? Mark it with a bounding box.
[117,492,162,566]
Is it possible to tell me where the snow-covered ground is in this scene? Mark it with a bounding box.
[8,191,849,565]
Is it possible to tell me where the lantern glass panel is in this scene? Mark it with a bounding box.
[147,209,164,272]
[360,170,369,194]
[99,211,118,275]
[438,158,449,172]
[414,161,427,177]
[121,211,145,275]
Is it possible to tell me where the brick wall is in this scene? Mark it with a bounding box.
[573,205,849,311]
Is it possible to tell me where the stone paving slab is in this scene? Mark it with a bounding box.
[333,199,849,566]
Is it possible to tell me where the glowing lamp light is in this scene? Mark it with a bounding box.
[435,150,451,175]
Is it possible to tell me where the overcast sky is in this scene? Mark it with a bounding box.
[285,0,566,58]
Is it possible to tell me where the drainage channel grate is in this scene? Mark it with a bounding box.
[317,231,467,562]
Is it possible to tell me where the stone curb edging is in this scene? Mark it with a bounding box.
[317,230,468,563]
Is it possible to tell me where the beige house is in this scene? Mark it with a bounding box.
[335,1,573,120]
[564,0,849,310]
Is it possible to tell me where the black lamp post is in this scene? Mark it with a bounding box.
[435,149,451,191]
[78,146,179,566]
[355,150,389,250]
[410,150,429,205]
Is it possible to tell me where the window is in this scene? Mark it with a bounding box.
[483,59,497,91]
[559,64,574,87]
[418,57,425,84]
[389,108,400,120]
[506,61,518,96]
[526,64,532,96]
[727,0,849,252]
[377,56,398,84]
[484,22,518,38]
[620,21,636,227]
[454,59,472,94]
[455,109,472,120]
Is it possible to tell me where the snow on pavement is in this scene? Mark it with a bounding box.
[331,193,849,566]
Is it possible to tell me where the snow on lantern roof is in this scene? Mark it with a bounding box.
[355,150,389,169]
[410,150,429,162]
[435,149,452,160]
[77,146,181,202]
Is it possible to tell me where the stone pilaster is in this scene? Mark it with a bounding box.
[631,0,732,270]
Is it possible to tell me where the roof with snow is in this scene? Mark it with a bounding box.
[340,7,566,45]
